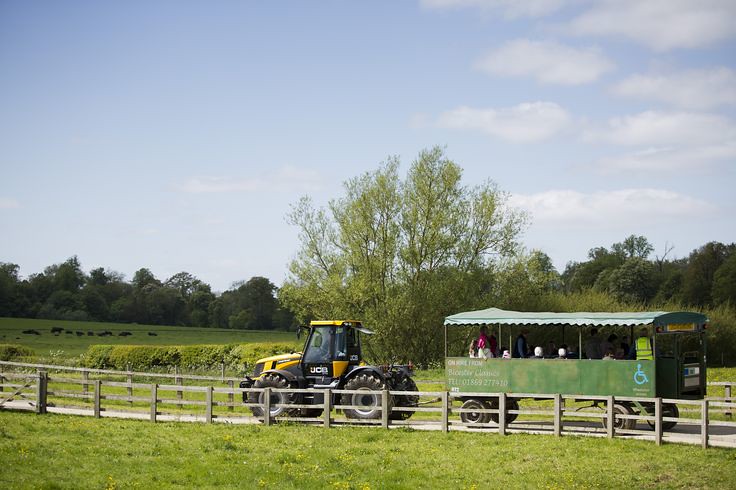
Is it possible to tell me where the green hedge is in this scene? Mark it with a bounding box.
[82,342,300,371]
[0,344,35,361]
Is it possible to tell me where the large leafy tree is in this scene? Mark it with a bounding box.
[682,242,735,306]
[280,147,526,366]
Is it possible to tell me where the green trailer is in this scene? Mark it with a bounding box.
[443,308,708,429]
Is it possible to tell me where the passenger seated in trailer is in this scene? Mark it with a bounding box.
[584,328,602,359]
[468,339,478,358]
[545,340,557,358]
[602,348,616,360]
[600,334,618,357]
[533,346,544,359]
[556,348,567,359]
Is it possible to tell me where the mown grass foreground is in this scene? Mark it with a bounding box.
[2,411,736,489]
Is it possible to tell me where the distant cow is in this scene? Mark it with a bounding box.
[22,329,41,335]
[51,327,64,335]
[148,332,158,336]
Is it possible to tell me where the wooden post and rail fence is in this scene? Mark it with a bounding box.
[1,361,735,449]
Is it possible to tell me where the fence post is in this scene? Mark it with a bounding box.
[0,370,4,393]
[701,399,709,449]
[606,396,614,438]
[654,397,663,446]
[206,386,213,423]
[94,380,101,418]
[82,370,89,395]
[498,393,506,436]
[36,371,47,414]
[441,392,449,433]
[220,362,225,381]
[263,388,271,426]
[323,389,331,428]
[726,385,732,418]
[175,366,183,402]
[150,384,157,423]
[126,366,133,405]
[381,389,389,429]
[553,394,562,437]
[228,380,234,413]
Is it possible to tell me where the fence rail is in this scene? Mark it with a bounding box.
[1,361,735,448]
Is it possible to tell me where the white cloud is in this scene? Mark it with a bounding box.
[176,166,323,194]
[0,198,20,209]
[612,67,736,110]
[567,0,736,51]
[510,189,716,230]
[436,102,571,143]
[596,144,736,173]
[420,0,568,18]
[584,110,736,147]
[475,39,614,85]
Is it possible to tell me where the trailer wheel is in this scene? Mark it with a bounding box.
[248,373,297,419]
[604,403,636,430]
[646,403,679,431]
[460,399,491,425]
[488,398,519,424]
[342,373,387,420]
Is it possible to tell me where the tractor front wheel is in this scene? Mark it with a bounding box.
[342,373,387,420]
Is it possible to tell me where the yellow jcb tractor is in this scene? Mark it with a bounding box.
[240,320,418,420]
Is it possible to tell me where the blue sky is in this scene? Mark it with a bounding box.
[2,0,735,291]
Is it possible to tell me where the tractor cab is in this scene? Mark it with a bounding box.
[300,320,371,387]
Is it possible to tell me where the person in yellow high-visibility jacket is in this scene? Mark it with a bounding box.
[635,328,653,360]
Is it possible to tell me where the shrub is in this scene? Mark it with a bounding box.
[0,344,35,361]
[82,345,115,368]
[80,342,301,371]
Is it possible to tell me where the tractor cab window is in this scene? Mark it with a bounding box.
[303,326,332,363]
[346,327,361,363]
[334,327,347,360]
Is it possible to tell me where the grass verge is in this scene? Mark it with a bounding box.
[2,411,736,489]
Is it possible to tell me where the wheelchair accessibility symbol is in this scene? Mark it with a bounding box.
[634,363,649,385]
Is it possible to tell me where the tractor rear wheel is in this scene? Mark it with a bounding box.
[390,376,419,420]
[342,373,387,420]
[248,373,297,419]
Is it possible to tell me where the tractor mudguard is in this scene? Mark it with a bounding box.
[340,366,386,388]
[259,368,302,386]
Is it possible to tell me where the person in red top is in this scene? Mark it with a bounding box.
[477,326,497,358]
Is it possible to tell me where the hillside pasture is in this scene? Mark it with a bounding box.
[0,317,296,358]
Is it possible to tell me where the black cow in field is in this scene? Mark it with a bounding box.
[51,327,64,335]
[22,329,41,335]
[148,332,158,336]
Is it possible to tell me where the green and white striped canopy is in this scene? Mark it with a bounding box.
[444,307,707,328]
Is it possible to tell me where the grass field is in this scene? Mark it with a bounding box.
[1,411,735,489]
[0,317,296,358]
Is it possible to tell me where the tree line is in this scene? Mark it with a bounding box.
[0,258,296,330]
[2,146,735,366]
[280,147,736,366]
